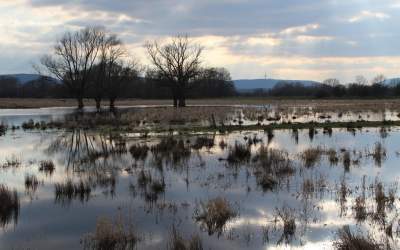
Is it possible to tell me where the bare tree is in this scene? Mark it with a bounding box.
[146,35,203,107]
[41,27,104,109]
[323,78,340,86]
[355,75,368,85]
[105,60,140,110]
[91,33,126,110]
[371,74,386,85]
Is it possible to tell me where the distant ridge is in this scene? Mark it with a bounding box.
[233,78,320,91]
[0,74,58,84]
[233,78,400,92]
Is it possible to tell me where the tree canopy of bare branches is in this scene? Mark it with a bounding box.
[146,35,203,107]
[41,27,140,110]
[41,27,105,109]
[89,32,140,110]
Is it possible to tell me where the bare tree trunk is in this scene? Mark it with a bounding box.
[172,86,178,108]
[95,98,101,111]
[109,98,116,110]
[178,87,186,107]
[77,97,84,110]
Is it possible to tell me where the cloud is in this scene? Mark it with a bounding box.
[0,0,399,82]
[348,10,390,23]
[280,24,320,36]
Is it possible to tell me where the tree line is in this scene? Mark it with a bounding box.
[241,75,400,98]
[0,67,236,100]
[33,27,235,109]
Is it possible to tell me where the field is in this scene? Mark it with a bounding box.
[2,97,400,110]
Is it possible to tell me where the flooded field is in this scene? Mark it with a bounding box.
[1,106,400,249]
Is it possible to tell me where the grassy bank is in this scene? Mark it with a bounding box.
[2,97,400,109]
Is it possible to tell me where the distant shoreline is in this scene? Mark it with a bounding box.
[1,97,400,109]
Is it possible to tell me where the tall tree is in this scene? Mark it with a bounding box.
[104,60,140,110]
[41,27,104,109]
[146,35,203,107]
[92,33,126,110]
[371,74,386,85]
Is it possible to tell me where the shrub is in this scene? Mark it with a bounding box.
[333,226,382,250]
[227,142,251,164]
[194,197,236,236]
[82,216,138,250]
[129,144,149,160]
[0,185,19,227]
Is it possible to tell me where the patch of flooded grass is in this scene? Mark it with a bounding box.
[194,197,236,236]
[82,214,139,250]
[369,142,387,167]
[151,137,191,165]
[192,136,215,150]
[333,225,382,250]
[275,206,296,245]
[227,142,251,164]
[55,180,91,204]
[25,174,39,193]
[129,144,149,161]
[168,226,203,250]
[39,160,55,175]
[299,147,324,168]
[0,123,7,136]
[2,155,21,168]
[0,185,19,228]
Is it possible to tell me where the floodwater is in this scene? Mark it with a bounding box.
[0,107,400,249]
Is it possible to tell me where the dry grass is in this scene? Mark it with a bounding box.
[136,170,166,203]
[151,137,191,165]
[253,146,294,191]
[3,98,400,110]
[352,196,367,222]
[192,136,215,150]
[333,226,382,250]
[227,142,251,164]
[370,142,387,166]
[55,180,91,203]
[299,147,324,168]
[327,148,339,166]
[25,174,39,192]
[168,226,203,250]
[82,215,138,250]
[0,123,6,136]
[2,155,21,168]
[39,160,55,175]
[0,185,19,227]
[194,197,236,236]
[129,144,149,160]
[275,206,296,244]
[254,146,294,175]
[343,151,351,171]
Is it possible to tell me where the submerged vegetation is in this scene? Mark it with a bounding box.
[194,197,236,236]
[227,142,251,164]
[55,180,92,204]
[0,185,20,228]
[82,215,139,250]
[334,226,382,250]
[168,226,203,250]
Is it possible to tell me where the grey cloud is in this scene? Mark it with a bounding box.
[1,0,399,80]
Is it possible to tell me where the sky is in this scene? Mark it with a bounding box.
[0,0,400,82]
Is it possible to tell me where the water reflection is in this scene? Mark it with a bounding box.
[1,123,400,249]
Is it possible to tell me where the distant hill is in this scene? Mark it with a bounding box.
[384,78,400,86]
[0,74,59,84]
[233,78,320,92]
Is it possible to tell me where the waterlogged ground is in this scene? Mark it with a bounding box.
[0,107,400,249]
